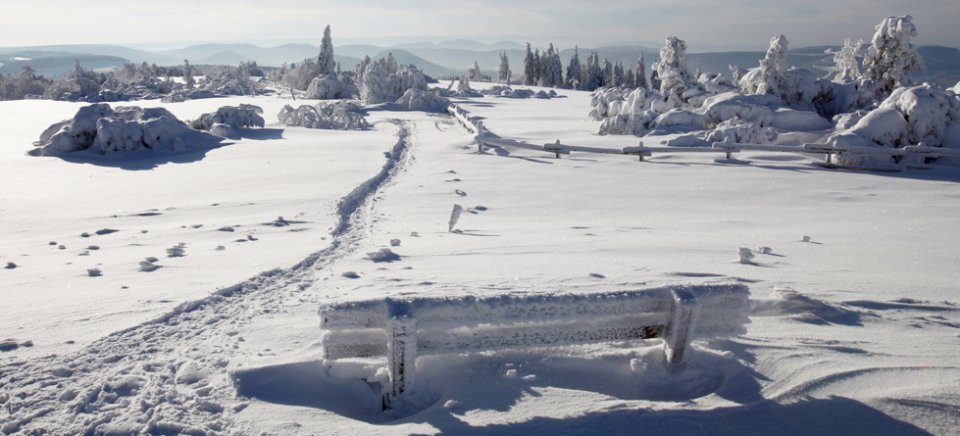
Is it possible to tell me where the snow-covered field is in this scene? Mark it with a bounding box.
[2,85,959,434]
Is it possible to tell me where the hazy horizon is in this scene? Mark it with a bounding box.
[3,1,959,51]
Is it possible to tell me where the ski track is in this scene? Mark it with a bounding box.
[0,120,417,435]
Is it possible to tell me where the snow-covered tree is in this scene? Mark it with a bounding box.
[468,61,491,82]
[566,47,582,89]
[863,15,924,93]
[613,62,625,88]
[358,54,428,104]
[183,60,195,90]
[636,54,648,90]
[545,44,564,88]
[582,52,603,91]
[751,34,789,96]
[650,68,662,91]
[654,36,691,96]
[601,59,613,88]
[624,68,636,89]
[533,49,542,85]
[498,51,511,84]
[523,43,536,85]
[830,38,864,81]
[318,25,336,76]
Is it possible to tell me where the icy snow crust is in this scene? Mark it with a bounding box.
[2,86,960,434]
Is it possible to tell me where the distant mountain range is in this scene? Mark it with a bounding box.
[1,40,958,87]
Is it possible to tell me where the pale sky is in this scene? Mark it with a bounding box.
[3,0,958,50]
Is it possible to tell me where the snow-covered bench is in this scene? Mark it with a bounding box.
[318,284,750,407]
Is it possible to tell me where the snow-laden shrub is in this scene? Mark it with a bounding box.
[395,88,450,112]
[705,118,777,144]
[827,84,960,165]
[190,105,265,131]
[358,54,428,105]
[278,101,369,130]
[32,104,221,156]
[593,88,656,136]
[306,74,343,99]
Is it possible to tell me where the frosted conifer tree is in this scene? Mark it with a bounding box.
[498,51,511,84]
[468,61,484,81]
[582,52,603,91]
[318,25,336,76]
[566,47,582,89]
[533,49,542,86]
[613,62,625,88]
[863,15,924,93]
[538,44,562,88]
[650,68,662,91]
[523,43,536,85]
[636,54,648,89]
[602,59,613,88]
[754,34,789,96]
[183,59,195,89]
[654,36,691,96]
[624,68,635,88]
[831,38,863,81]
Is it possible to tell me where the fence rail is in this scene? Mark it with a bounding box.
[447,103,957,170]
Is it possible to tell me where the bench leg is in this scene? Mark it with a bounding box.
[384,317,417,409]
[663,289,702,365]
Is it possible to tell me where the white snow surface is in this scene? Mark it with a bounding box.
[1,83,959,435]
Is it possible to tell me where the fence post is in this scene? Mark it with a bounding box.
[637,141,645,162]
[663,288,701,365]
[554,139,562,159]
[383,303,417,409]
[476,122,485,152]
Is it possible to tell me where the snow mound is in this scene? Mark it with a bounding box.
[395,88,450,112]
[278,101,369,130]
[189,104,265,131]
[31,104,223,156]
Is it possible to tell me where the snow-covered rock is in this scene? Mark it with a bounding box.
[32,104,222,156]
[278,101,369,130]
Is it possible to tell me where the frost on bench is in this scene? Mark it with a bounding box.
[318,284,750,407]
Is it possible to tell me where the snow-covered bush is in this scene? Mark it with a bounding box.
[863,15,924,95]
[32,104,221,156]
[705,118,777,144]
[358,54,428,104]
[190,105,265,131]
[306,72,358,100]
[827,84,960,165]
[395,88,450,112]
[278,101,369,130]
